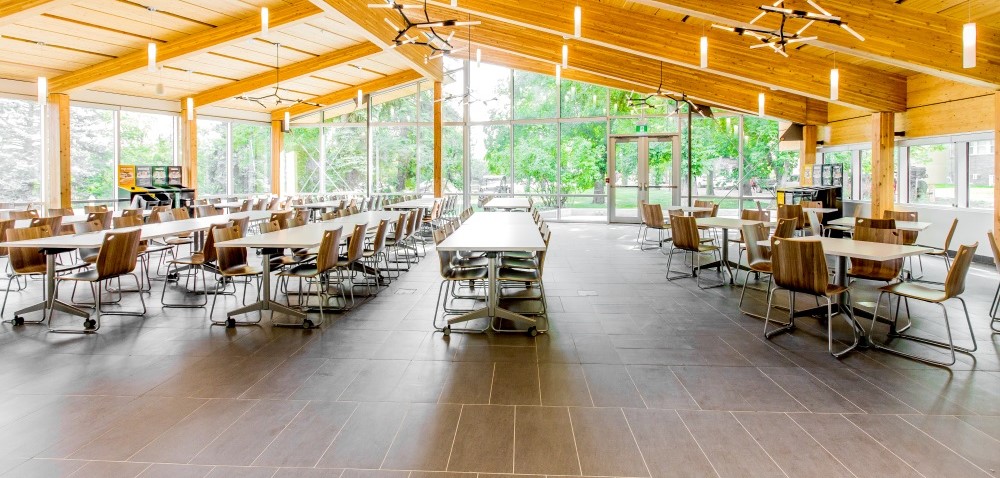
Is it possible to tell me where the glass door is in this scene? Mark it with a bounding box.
[608,134,680,223]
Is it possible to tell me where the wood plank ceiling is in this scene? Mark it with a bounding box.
[0,0,996,122]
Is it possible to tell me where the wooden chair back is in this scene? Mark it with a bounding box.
[84,205,108,214]
[638,200,648,225]
[856,217,896,230]
[741,209,771,222]
[252,198,265,211]
[228,216,250,237]
[771,237,830,296]
[742,223,771,266]
[944,243,978,298]
[270,211,293,229]
[171,207,192,220]
[370,219,390,253]
[344,223,368,263]
[199,224,227,264]
[121,208,143,218]
[259,220,281,234]
[195,205,219,218]
[405,210,419,239]
[293,209,310,224]
[315,227,343,274]
[47,208,74,217]
[87,211,113,230]
[883,210,918,244]
[0,219,14,256]
[692,200,714,219]
[95,229,141,279]
[239,199,251,212]
[671,216,701,251]
[30,216,63,235]
[773,218,798,238]
[147,206,171,224]
[9,210,39,220]
[212,225,247,272]
[939,218,958,252]
[644,203,666,228]
[113,215,143,229]
[777,204,804,230]
[851,226,904,282]
[321,211,337,221]
[389,212,406,241]
[266,197,280,210]
[987,231,1000,276]
[6,226,48,273]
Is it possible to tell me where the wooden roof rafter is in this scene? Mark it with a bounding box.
[190,41,383,108]
[424,0,906,112]
[0,0,74,26]
[630,0,1000,91]
[46,0,324,94]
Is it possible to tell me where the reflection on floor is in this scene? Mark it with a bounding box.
[0,222,997,478]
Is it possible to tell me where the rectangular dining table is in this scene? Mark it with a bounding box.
[435,212,546,334]
[484,197,531,211]
[213,211,405,327]
[694,216,771,284]
[0,210,276,332]
[385,198,439,210]
[827,217,932,232]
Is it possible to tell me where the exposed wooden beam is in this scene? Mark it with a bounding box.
[191,42,382,108]
[452,22,827,124]
[272,70,424,119]
[631,0,1000,90]
[994,93,999,240]
[180,102,197,195]
[0,0,73,26]
[870,112,895,219]
[272,120,283,195]
[47,0,323,94]
[308,0,443,82]
[426,0,905,112]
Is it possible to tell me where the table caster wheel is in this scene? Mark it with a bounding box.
[442,326,451,336]
[302,319,314,329]
[83,319,96,329]
[12,316,24,326]
[226,318,236,328]
[527,326,538,337]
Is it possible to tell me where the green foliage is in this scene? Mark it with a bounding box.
[70,106,114,201]
[0,98,42,202]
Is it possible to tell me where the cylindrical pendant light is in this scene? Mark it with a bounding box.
[261,7,269,36]
[476,48,482,67]
[963,22,976,69]
[562,44,568,68]
[284,111,290,132]
[700,36,708,68]
[451,0,457,6]
[186,97,194,121]
[829,68,839,101]
[147,42,157,72]
[574,6,582,38]
[37,76,47,105]
[757,93,765,117]
[555,64,561,83]
[357,89,363,107]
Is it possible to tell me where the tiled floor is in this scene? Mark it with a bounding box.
[0,222,998,478]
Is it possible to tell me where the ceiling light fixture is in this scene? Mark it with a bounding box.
[562,44,568,68]
[261,7,269,36]
[626,62,710,117]
[963,1,976,69]
[830,54,839,101]
[146,6,157,72]
[357,89,363,107]
[284,111,291,132]
[574,6,582,37]
[186,97,194,121]
[699,35,708,68]
[758,92,766,117]
[476,47,481,67]
[369,0,479,58]
[712,0,862,57]
[234,43,323,109]
[37,76,47,105]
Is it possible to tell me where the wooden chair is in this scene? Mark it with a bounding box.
[738,223,774,317]
[87,211,113,230]
[0,219,19,288]
[665,215,723,289]
[870,243,979,366]
[641,203,670,250]
[2,226,49,322]
[270,211,294,229]
[146,205,171,224]
[238,199,252,212]
[496,228,551,335]
[764,237,858,357]
[29,217,63,238]
[121,208,143,219]
[277,227,344,327]
[83,205,108,214]
[914,218,958,283]
[802,200,824,229]
[73,220,103,267]
[855,217,895,230]
[359,219,391,289]
[987,231,1000,333]
[47,207,74,217]
[8,210,39,220]
[52,229,145,332]
[735,209,771,266]
[773,218,798,239]
[195,205,219,218]
[777,204,804,234]
[160,222,226,308]
[805,210,823,237]
[209,225,263,326]
[333,223,369,309]
[848,226,905,284]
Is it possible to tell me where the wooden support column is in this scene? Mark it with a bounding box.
[52,93,71,208]
[870,112,895,219]
[180,103,197,196]
[433,81,442,198]
[799,125,818,187]
[271,120,284,195]
[994,93,999,240]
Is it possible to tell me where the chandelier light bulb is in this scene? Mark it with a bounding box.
[357,89,363,107]
[699,36,708,68]
[758,92,765,117]
[284,111,290,131]
[476,48,482,67]
[562,44,568,68]
[555,64,561,83]
[829,68,839,101]
[186,98,194,121]
[37,76,47,105]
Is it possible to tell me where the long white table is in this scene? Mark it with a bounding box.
[0,210,276,332]
[827,217,932,232]
[484,197,531,211]
[436,212,546,334]
[385,198,438,210]
[214,211,405,328]
[762,237,931,356]
[15,210,151,229]
[695,216,769,285]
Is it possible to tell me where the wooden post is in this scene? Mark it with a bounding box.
[271,120,284,195]
[433,81,443,198]
[799,124,817,187]
[870,112,895,218]
[180,102,197,196]
[994,93,999,240]
[52,93,71,208]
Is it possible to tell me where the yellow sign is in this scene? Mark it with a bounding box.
[117,165,143,191]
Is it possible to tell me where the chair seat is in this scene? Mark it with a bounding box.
[279,264,321,278]
[457,256,490,268]
[443,266,488,281]
[499,257,537,269]
[58,269,100,282]
[165,237,193,246]
[220,265,262,277]
[879,282,947,303]
[823,284,848,296]
[747,261,772,273]
[922,247,947,256]
[503,250,534,260]
[170,253,206,266]
[498,267,541,282]
[847,268,898,283]
[80,253,98,264]
[271,255,303,266]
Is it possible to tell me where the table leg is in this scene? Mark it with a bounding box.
[447,252,538,333]
[721,227,734,284]
[13,253,90,325]
[225,251,306,322]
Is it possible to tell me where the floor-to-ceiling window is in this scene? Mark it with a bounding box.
[968,139,994,209]
[70,105,115,203]
[231,122,271,195]
[197,119,229,196]
[0,97,43,204]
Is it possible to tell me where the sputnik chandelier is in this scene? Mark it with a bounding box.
[369,0,479,61]
[235,42,322,109]
[711,0,864,57]
[626,62,712,118]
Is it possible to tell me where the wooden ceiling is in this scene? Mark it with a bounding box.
[0,0,996,123]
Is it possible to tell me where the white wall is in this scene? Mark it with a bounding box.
[843,200,994,260]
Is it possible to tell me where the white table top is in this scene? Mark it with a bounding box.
[216,211,403,249]
[213,202,245,209]
[2,210,275,249]
[695,217,766,229]
[803,207,839,214]
[386,198,439,209]
[484,198,531,210]
[828,217,932,232]
[294,201,345,210]
[677,206,714,213]
[437,212,545,252]
[767,237,932,261]
[15,210,151,228]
